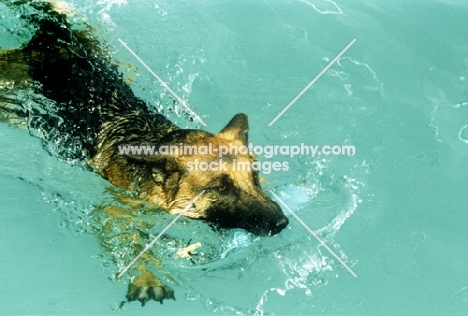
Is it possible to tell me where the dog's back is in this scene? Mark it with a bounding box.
[0,1,176,160]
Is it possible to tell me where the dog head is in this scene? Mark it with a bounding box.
[134,114,289,236]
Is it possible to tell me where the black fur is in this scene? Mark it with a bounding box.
[9,1,174,160]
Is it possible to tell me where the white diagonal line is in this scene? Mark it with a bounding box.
[269,190,357,278]
[118,38,207,126]
[268,39,356,126]
[116,190,206,279]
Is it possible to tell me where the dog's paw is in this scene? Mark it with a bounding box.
[126,284,175,306]
[126,269,175,306]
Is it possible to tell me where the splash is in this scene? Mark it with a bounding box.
[220,231,255,259]
[317,175,363,236]
[253,161,362,314]
[41,191,95,236]
[96,0,128,12]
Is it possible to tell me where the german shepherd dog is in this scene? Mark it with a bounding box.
[0,0,288,306]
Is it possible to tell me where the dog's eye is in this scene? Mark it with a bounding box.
[206,185,230,194]
[215,174,233,194]
[217,183,232,193]
[218,185,227,192]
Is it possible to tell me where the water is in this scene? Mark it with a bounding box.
[1,0,467,314]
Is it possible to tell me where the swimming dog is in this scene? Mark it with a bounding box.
[0,0,288,305]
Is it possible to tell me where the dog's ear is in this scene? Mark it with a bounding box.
[217,113,249,145]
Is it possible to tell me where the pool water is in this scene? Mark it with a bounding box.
[1,0,467,315]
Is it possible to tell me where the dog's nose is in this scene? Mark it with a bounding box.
[276,216,289,230]
[270,216,288,235]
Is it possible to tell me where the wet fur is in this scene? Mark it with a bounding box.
[0,0,288,306]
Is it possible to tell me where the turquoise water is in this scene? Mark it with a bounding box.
[1,0,467,314]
